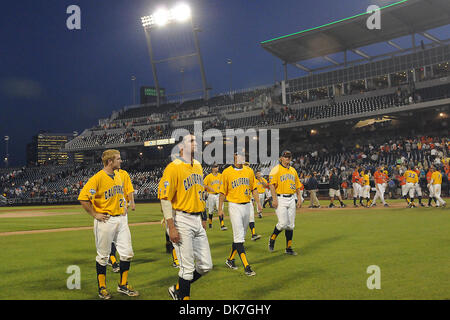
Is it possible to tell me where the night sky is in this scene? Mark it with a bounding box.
[1,0,447,167]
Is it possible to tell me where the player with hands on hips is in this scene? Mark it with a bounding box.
[78,149,139,299]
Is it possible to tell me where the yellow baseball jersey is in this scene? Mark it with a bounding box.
[256,177,268,194]
[203,173,222,194]
[404,170,418,183]
[268,164,301,194]
[220,165,256,203]
[159,158,205,213]
[431,171,442,185]
[78,170,125,216]
[362,174,370,186]
[116,169,134,203]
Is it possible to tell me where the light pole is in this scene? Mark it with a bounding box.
[180,68,185,103]
[4,136,9,168]
[141,4,210,105]
[227,58,232,93]
[131,75,136,105]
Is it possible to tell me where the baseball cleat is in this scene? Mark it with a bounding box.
[419,203,425,207]
[225,259,238,270]
[251,234,261,241]
[244,265,256,276]
[285,248,298,256]
[340,204,346,208]
[220,226,228,231]
[111,262,120,273]
[98,287,111,300]
[258,212,263,219]
[384,203,389,207]
[168,285,180,300]
[117,283,139,297]
[208,224,212,229]
[268,239,275,252]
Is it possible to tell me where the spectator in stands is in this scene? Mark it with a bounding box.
[306,172,320,208]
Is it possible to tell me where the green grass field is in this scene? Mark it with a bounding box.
[1,199,449,300]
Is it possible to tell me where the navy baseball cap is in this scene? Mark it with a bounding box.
[281,150,292,157]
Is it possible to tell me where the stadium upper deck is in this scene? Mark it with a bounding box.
[63,0,450,156]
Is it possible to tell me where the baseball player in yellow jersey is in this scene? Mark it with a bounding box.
[361,169,372,207]
[404,165,419,208]
[203,164,227,230]
[219,151,262,276]
[108,168,135,273]
[161,135,213,300]
[78,149,139,299]
[428,167,447,207]
[255,170,268,219]
[268,150,302,256]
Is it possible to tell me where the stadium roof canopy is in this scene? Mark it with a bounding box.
[261,0,450,66]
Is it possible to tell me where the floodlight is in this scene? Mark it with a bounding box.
[141,15,153,28]
[171,3,191,22]
[153,8,170,26]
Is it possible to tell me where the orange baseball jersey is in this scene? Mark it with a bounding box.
[203,172,222,194]
[78,170,125,216]
[397,175,406,186]
[159,158,205,213]
[220,165,257,203]
[426,171,433,183]
[355,176,364,185]
[268,164,302,195]
[374,171,384,184]
[352,170,360,183]
[382,172,389,183]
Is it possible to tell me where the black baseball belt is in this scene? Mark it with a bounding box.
[181,211,202,215]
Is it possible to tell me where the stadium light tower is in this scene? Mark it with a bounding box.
[131,75,136,105]
[227,58,232,93]
[141,3,209,107]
